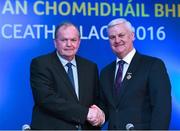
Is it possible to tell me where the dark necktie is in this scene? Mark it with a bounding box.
[114,60,125,96]
[66,62,75,88]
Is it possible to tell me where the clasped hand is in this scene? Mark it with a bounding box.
[87,105,105,126]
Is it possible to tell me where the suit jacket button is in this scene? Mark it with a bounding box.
[113,125,117,129]
[75,125,79,129]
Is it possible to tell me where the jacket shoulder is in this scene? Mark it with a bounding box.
[76,55,97,67]
[31,52,56,65]
[140,54,165,65]
[100,61,116,74]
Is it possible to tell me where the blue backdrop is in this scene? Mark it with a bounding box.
[0,0,180,129]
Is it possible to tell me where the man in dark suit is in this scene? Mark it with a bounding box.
[30,22,104,130]
[99,18,171,130]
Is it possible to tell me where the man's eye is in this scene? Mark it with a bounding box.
[60,39,67,42]
[71,39,77,42]
[109,36,115,40]
[118,34,125,37]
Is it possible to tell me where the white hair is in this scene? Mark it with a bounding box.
[107,18,135,32]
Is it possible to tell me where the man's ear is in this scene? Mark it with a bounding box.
[131,32,135,41]
[54,39,57,48]
[79,39,81,45]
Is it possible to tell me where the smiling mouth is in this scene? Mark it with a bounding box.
[114,44,124,47]
[65,48,74,51]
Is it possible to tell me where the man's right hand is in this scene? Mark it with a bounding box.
[87,105,105,126]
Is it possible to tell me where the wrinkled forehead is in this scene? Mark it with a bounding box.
[108,24,131,35]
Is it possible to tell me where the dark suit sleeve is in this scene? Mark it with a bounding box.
[99,86,109,122]
[99,70,109,122]
[94,65,101,106]
[30,58,88,125]
[148,59,171,129]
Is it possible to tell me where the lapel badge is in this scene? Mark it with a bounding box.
[126,72,132,80]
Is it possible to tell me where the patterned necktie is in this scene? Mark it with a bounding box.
[114,60,125,96]
[66,62,75,88]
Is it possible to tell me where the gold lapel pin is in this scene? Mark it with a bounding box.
[126,72,132,80]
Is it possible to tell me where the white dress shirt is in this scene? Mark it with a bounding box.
[115,48,136,81]
[56,52,79,99]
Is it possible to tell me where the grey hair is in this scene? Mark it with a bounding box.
[107,18,135,33]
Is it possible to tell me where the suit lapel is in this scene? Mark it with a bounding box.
[116,52,142,106]
[51,52,78,101]
[76,56,90,104]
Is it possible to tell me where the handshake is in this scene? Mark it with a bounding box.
[87,105,105,126]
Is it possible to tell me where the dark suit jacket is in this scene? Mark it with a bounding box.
[30,51,100,130]
[99,52,171,130]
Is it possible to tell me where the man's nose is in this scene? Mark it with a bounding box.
[66,40,72,46]
[115,36,121,43]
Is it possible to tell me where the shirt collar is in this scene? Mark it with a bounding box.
[116,48,136,65]
[56,51,76,67]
